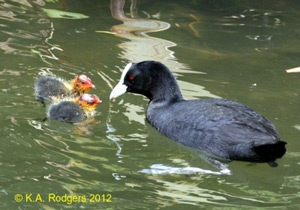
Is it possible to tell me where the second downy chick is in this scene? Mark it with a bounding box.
[47,93,101,123]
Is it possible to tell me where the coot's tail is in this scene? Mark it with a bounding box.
[254,141,287,165]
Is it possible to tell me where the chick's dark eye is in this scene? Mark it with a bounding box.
[81,81,85,85]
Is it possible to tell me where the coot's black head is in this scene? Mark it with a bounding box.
[110,61,183,102]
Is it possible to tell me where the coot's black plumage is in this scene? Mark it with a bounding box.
[109,61,286,166]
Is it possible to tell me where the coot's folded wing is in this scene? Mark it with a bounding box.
[147,98,280,159]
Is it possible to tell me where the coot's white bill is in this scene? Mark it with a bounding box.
[110,63,133,100]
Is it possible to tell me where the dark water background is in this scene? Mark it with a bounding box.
[1,0,300,209]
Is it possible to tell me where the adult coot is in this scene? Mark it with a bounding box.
[34,74,95,103]
[110,61,286,166]
[47,93,101,123]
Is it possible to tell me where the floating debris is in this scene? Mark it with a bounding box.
[286,66,300,73]
[42,8,89,19]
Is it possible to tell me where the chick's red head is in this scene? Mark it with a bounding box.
[78,93,101,111]
[72,74,95,94]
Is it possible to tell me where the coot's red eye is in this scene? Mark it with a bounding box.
[129,75,134,80]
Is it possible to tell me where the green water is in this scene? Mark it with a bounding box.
[1,0,300,209]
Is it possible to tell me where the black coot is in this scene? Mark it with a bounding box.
[109,61,286,166]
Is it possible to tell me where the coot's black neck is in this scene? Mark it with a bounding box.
[148,71,183,104]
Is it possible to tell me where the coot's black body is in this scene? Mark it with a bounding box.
[147,98,285,163]
[47,101,85,123]
[34,76,67,102]
[109,61,286,166]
